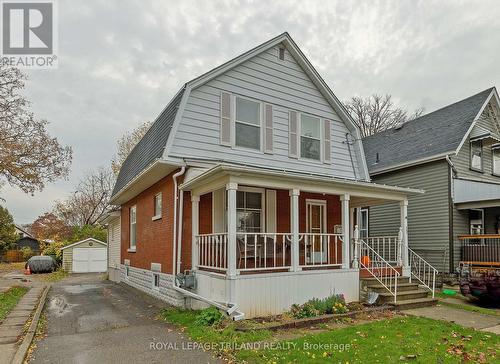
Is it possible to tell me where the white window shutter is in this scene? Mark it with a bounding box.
[220,92,231,146]
[323,119,331,164]
[289,111,298,158]
[264,104,273,154]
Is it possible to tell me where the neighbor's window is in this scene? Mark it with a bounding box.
[236,190,262,233]
[493,147,500,175]
[300,114,321,160]
[470,140,483,171]
[130,205,137,249]
[153,193,162,218]
[153,272,160,289]
[235,97,261,150]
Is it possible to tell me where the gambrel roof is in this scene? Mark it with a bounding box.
[363,87,499,175]
[111,32,369,202]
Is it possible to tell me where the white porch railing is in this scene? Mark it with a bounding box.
[358,238,399,302]
[197,233,228,271]
[299,233,344,267]
[236,233,292,272]
[365,236,401,264]
[408,247,437,297]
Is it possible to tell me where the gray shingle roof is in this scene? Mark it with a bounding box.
[112,88,184,196]
[363,88,494,174]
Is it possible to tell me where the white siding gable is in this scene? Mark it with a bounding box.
[168,45,362,180]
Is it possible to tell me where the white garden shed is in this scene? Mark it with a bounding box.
[61,238,107,273]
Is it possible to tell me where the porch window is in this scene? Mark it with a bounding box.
[493,147,500,175]
[153,193,162,219]
[300,114,321,160]
[235,97,261,150]
[470,140,483,171]
[236,190,263,232]
[359,208,369,239]
[130,205,137,250]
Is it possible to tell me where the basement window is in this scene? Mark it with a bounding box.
[152,272,160,290]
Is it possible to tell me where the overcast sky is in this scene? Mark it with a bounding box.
[3,0,500,224]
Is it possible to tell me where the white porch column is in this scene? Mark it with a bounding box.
[400,199,409,270]
[191,195,200,271]
[290,189,301,272]
[352,225,360,269]
[340,194,350,269]
[226,183,238,278]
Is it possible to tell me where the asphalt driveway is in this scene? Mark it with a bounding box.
[30,274,220,363]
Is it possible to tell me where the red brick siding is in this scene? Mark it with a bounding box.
[121,171,177,274]
[199,193,213,235]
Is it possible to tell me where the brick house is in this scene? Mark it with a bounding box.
[109,33,437,319]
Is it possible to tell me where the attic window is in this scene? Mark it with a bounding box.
[278,47,285,61]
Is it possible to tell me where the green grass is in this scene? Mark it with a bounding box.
[439,300,500,317]
[161,308,272,358]
[37,269,69,282]
[236,316,500,363]
[0,286,29,321]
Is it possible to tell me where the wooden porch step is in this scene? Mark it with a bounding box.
[388,297,438,310]
[377,289,430,303]
[366,282,420,293]
[360,276,410,287]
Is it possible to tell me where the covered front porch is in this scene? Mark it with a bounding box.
[181,164,418,317]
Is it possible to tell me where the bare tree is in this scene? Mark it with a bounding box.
[344,94,424,138]
[111,121,151,175]
[53,167,114,226]
[31,212,71,243]
[0,65,72,194]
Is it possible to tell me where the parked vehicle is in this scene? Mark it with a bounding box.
[26,256,58,273]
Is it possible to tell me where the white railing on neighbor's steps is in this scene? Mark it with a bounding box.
[354,227,399,302]
[408,247,437,298]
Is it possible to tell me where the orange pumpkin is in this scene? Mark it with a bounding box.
[360,255,371,267]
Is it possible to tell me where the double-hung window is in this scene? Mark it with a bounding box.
[493,147,500,175]
[153,193,162,219]
[236,190,263,233]
[300,114,321,160]
[235,97,261,150]
[470,140,483,171]
[130,205,137,250]
[359,208,369,239]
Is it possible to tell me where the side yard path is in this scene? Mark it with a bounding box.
[0,285,46,364]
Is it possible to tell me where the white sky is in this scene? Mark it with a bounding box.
[3,0,500,224]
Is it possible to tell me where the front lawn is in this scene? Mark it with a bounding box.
[0,286,29,321]
[161,307,500,363]
[237,316,500,363]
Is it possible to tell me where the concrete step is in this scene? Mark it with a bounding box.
[389,297,439,310]
[378,289,430,303]
[367,282,420,293]
[360,276,410,287]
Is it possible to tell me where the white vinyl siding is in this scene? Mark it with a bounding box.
[108,218,121,269]
[169,45,361,180]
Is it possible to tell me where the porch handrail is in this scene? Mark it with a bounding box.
[358,238,399,302]
[236,233,292,271]
[364,235,400,264]
[408,247,437,298]
[299,233,343,267]
[197,233,228,271]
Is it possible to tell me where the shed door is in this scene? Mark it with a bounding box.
[72,247,107,273]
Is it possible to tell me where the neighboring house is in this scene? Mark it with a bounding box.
[15,224,33,239]
[110,33,431,319]
[101,210,121,282]
[363,87,500,274]
[14,224,40,253]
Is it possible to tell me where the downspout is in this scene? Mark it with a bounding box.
[176,184,184,274]
[446,155,456,273]
[171,165,244,320]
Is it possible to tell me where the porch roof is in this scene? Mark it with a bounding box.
[180,163,423,206]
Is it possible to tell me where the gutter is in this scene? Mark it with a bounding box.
[171,165,244,320]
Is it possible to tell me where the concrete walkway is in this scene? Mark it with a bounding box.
[0,285,45,364]
[404,304,500,334]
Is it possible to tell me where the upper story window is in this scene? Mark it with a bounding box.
[470,140,483,172]
[235,97,261,150]
[153,193,162,219]
[300,114,321,160]
[130,205,137,250]
[493,147,500,175]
